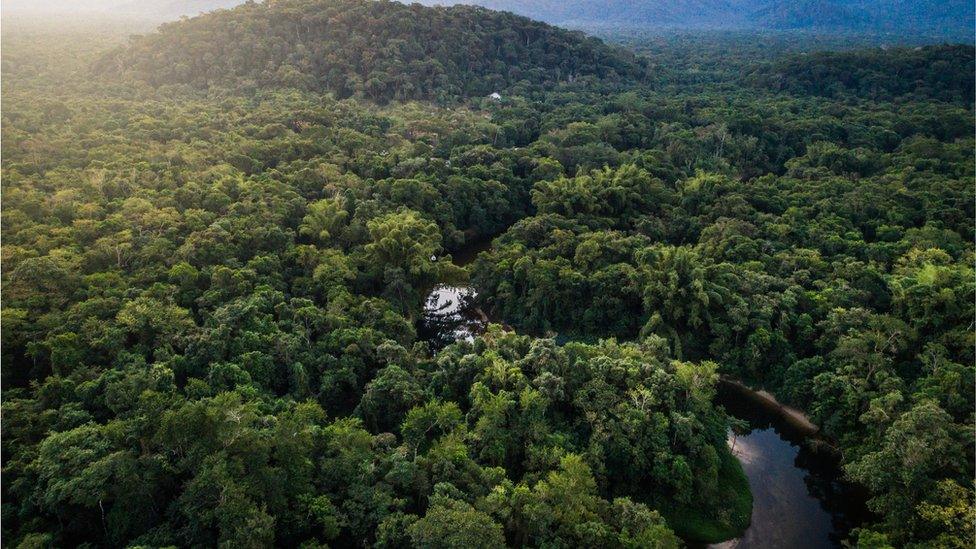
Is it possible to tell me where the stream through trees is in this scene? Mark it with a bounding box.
[419,242,869,547]
[710,382,871,547]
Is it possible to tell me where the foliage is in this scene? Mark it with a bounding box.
[100,0,647,102]
[2,8,973,549]
[748,45,976,104]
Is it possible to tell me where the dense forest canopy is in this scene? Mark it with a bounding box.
[99,0,647,101]
[747,45,976,105]
[2,1,974,548]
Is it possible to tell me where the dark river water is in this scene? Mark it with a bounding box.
[712,383,871,548]
[417,284,487,351]
[419,241,869,548]
[417,238,493,350]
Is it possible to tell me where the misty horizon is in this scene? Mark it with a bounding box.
[3,0,973,40]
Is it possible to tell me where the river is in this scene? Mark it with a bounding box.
[419,241,869,548]
[712,382,871,548]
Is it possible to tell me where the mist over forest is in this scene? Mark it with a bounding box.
[7,0,975,38]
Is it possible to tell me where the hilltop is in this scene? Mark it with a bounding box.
[99,0,647,101]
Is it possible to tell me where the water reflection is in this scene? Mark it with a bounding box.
[712,384,871,548]
[418,284,487,351]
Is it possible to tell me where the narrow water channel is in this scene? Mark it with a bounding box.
[713,383,871,548]
[419,241,870,548]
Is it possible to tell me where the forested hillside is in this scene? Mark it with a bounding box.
[99,0,646,101]
[2,1,973,548]
[470,41,975,549]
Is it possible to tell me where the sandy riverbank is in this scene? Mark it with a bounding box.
[719,378,820,435]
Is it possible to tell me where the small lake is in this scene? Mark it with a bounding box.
[712,383,871,548]
[417,284,487,351]
[417,238,493,351]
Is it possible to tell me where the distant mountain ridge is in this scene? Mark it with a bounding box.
[8,0,972,38]
[419,0,974,38]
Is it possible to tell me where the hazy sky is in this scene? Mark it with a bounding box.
[6,0,972,39]
[3,0,245,16]
[6,0,141,12]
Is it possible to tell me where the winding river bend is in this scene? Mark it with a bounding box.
[420,242,869,547]
[711,381,871,548]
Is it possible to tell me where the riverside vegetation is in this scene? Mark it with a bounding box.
[2,1,973,547]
